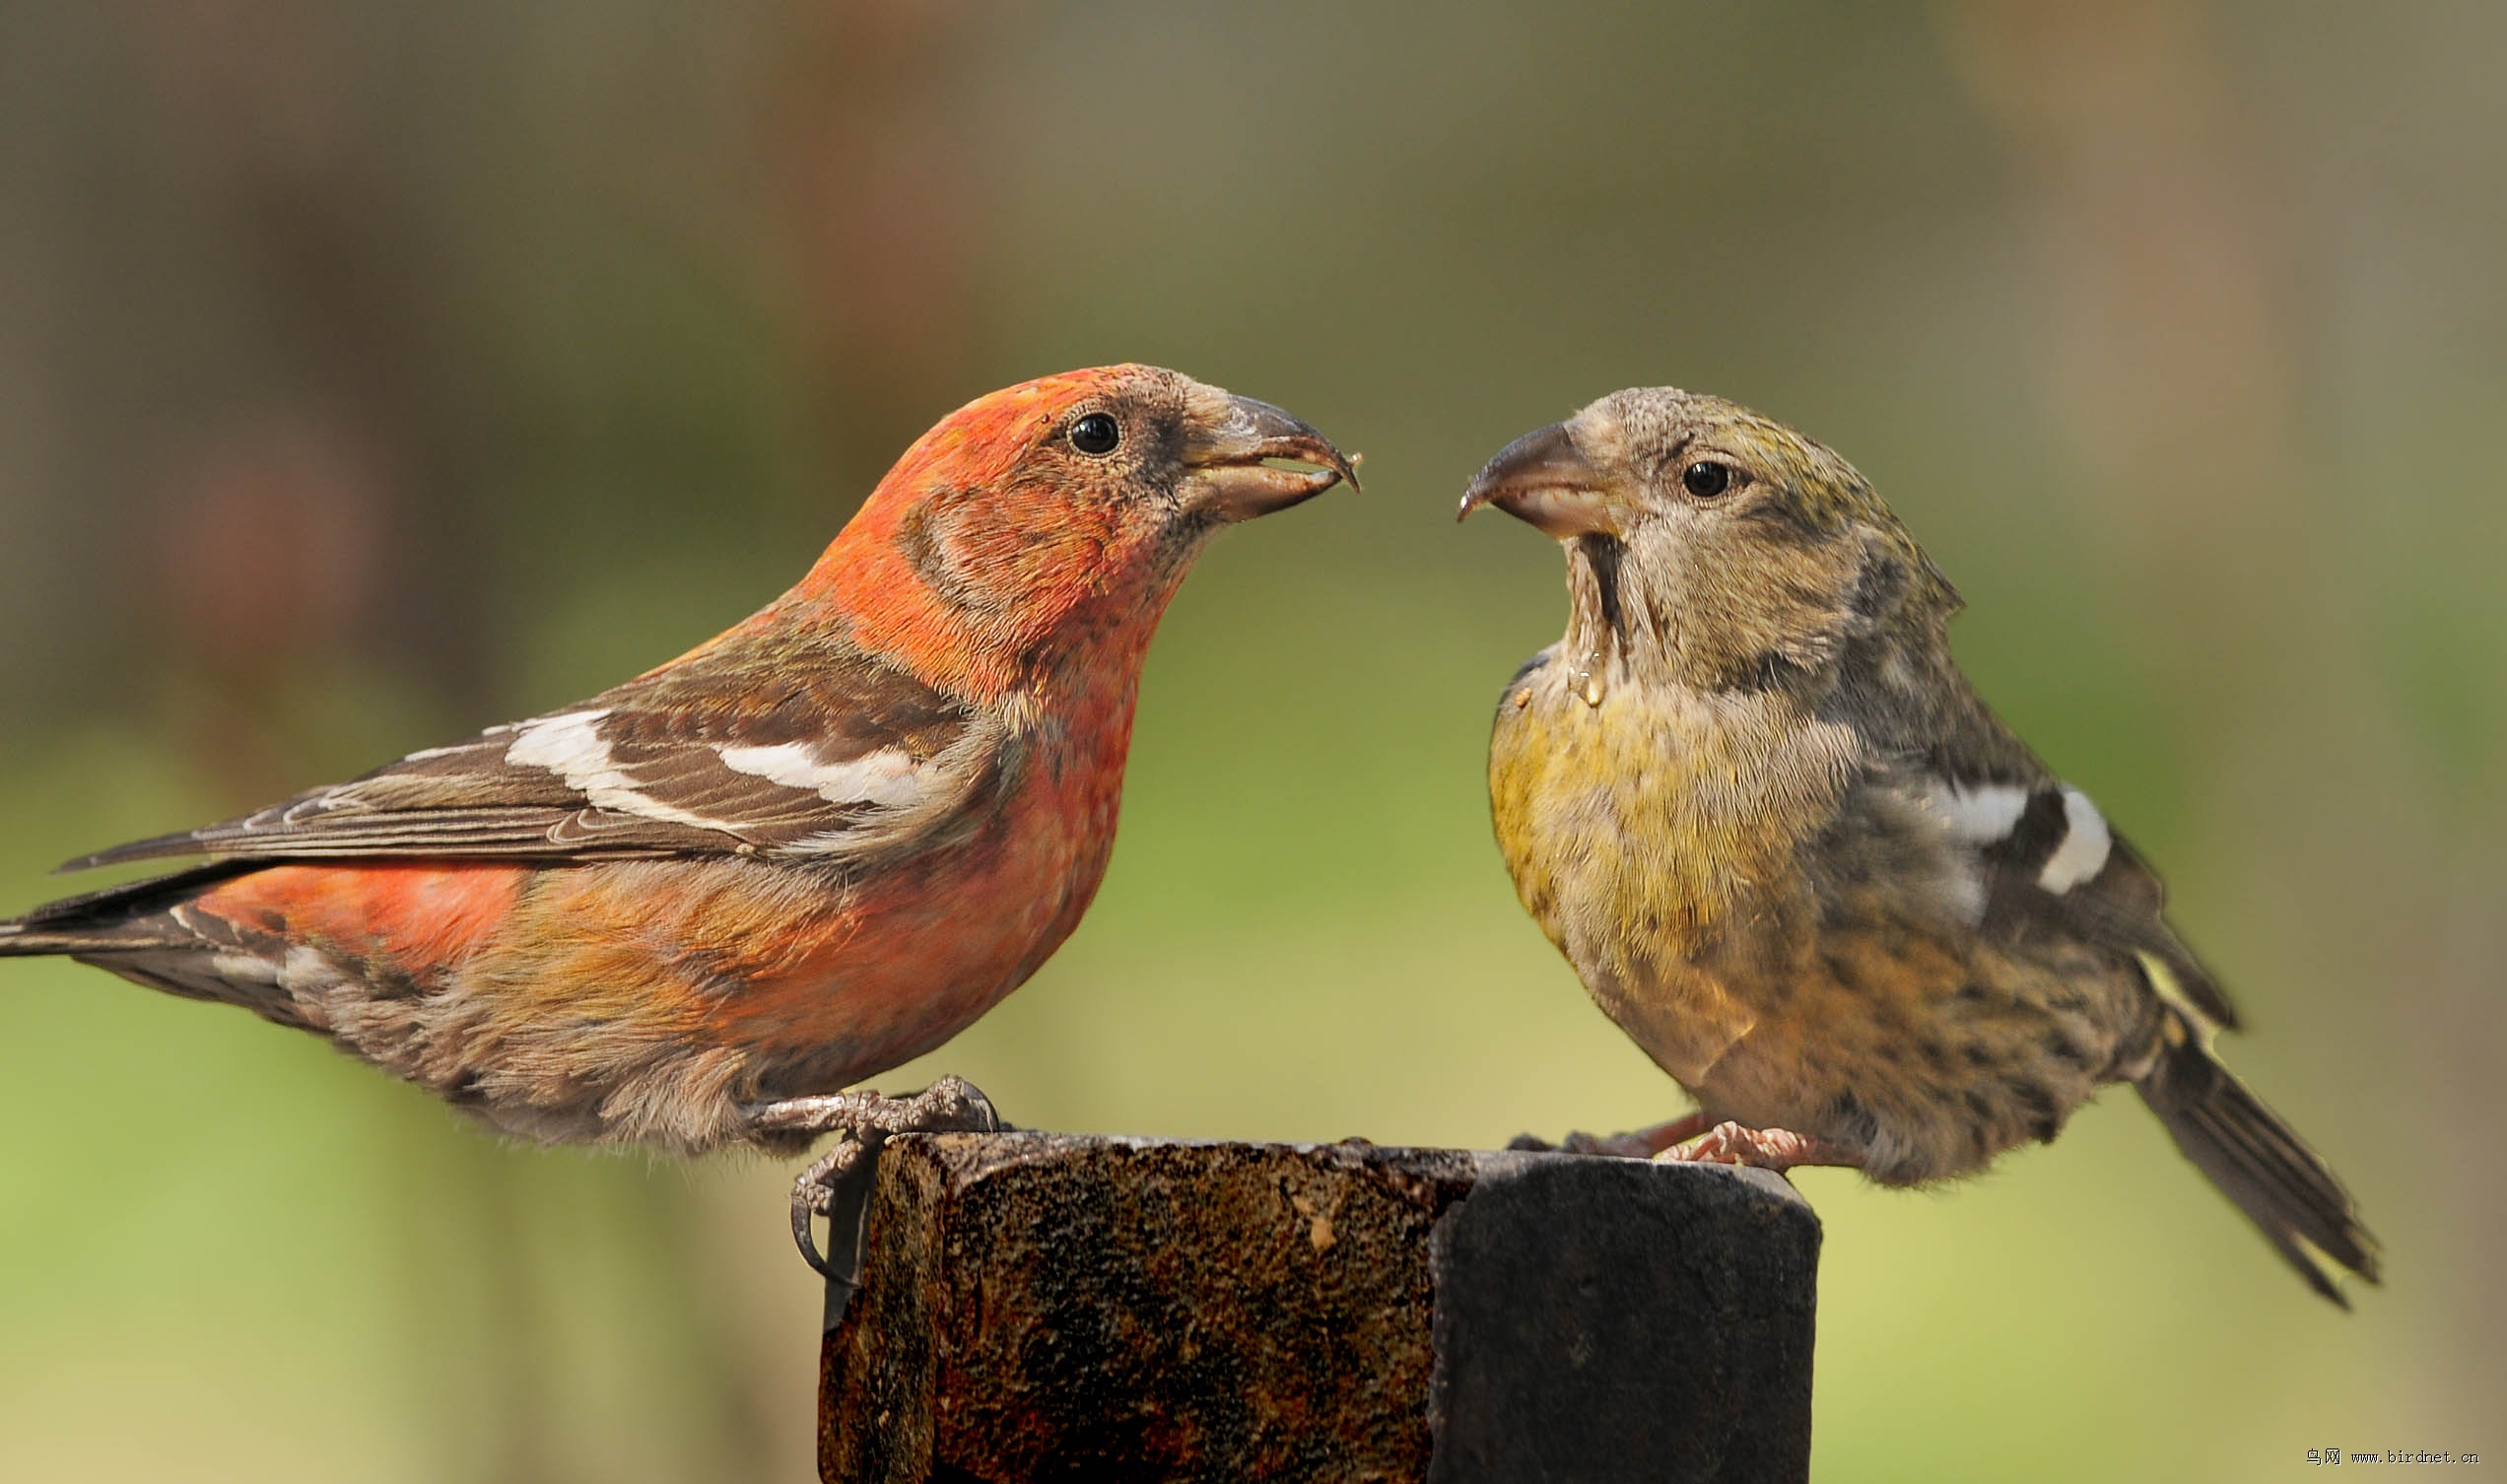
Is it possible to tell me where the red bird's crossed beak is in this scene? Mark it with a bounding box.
[1182,392,1361,522]
[1457,421,1618,538]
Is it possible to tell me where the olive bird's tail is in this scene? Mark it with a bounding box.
[2135,1018,2381,1307]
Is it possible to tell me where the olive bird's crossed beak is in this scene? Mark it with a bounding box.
[1457,421,1617,538]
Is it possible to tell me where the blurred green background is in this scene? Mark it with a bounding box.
[2,3,2498,1479]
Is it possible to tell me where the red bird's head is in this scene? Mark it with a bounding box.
[809,365,1357,696]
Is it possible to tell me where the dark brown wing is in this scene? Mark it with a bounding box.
[60,628,1015,870]
[1907,696,2240,1032]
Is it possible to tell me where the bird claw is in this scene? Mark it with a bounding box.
[1653,1120,1858,1173]
[743,1075,1010,1281]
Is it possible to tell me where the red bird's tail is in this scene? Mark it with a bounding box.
[1,865,266,995]
[1,865,332,1032]
[1,864,256,955]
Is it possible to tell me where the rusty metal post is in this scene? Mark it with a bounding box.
[819,1133,1819,1483]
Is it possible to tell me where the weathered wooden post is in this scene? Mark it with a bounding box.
[817,1133,1819,1482]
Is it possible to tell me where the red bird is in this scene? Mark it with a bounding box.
[2,364,1355,1268]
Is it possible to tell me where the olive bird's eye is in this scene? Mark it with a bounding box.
[1681,460,1734,499]
[1068,413,1121,456]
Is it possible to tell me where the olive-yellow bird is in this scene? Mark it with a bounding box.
[1464,386,2378,1306]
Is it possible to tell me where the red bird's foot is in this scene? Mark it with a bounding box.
[745,1075,1008,1277]
[1508,1110,1714,1159]
[1656,1121,1861,1173]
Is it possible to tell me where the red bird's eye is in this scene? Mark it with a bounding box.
[1681,460,1734,499]
[1068,413,1121,456]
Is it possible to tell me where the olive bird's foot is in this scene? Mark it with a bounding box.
[1654,1120,1861,1173]
[1507,1110,1713,1160]
[741,1075,1008,1280]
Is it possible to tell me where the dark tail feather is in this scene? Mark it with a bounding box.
[2136,1023,2382,1307]
[0,915,170,957]
[1,861,260,958]
[0,922,187,957]
[0,922,110,956]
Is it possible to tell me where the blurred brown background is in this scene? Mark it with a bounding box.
[1,3,2498,1479]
